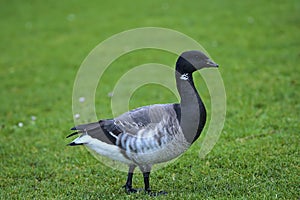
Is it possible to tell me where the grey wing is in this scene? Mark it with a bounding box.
[69,103,181,151]
[114,103,180,134]
[114,103,182,153]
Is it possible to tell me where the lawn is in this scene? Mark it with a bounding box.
[0,0,299,199]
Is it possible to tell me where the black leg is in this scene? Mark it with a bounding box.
[124,165,137,194]
[141,166,167,196]
[143,172,151,192]
[124,164,167,196]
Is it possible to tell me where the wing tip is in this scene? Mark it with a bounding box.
[66,132,79,138]
[68,142,84,146]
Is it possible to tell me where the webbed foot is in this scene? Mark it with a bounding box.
[123,185,145,194]
[145,189,168,196]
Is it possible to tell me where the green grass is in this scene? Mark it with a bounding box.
[1,0,299,199]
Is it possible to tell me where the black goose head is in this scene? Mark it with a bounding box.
[176,50,218,74]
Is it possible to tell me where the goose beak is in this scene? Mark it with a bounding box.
[206,60,219,68]
[212,63,219,67]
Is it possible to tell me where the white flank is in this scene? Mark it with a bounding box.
[72,135,133,165]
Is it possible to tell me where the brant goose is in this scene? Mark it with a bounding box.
[67,50,218,195]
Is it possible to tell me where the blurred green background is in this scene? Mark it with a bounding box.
[0,0,299,199]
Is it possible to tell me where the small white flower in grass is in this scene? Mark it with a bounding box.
[79,97,85,103]
[74,113,80,119]
[108,92,114,97]
[18,122,23,127]
[31,116,37,121]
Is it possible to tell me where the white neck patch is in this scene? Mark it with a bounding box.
[180,73,189,80]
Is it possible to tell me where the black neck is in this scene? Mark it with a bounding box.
[175,70,206,144]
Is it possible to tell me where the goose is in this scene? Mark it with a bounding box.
[67,50,219,195]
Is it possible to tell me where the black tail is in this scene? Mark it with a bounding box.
[67,120,118,145]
